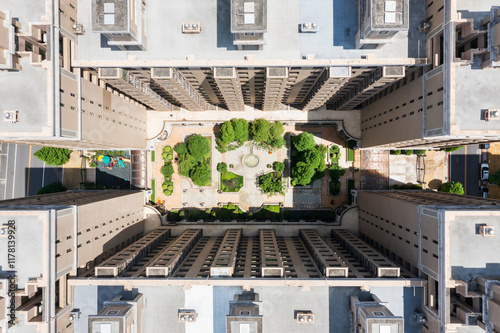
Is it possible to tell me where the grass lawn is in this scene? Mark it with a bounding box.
[151,179,156,202]
[221,172,244,192]
[151,151,155,162]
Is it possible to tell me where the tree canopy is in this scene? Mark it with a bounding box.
[190,163,211,186]
[187,134,210,160]
[292,132,315,152]
[438,181,464,195]
[219,121,236,143]
[161,162,174,178]
[34,147,72,166]
[232,118,249,143]
[291,161,316,186]
[250,118,270,143]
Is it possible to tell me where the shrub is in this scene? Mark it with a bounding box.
[391,150,401,155]
[220,121,236,143]
[404,150,413,155]
[36,182,67,195]
[178,154,196,177]
[489,170,500,184]
[438,181,464,195]
[174,142,189,155]
[270,137,286,148]
[274,162,285,173]
[440,146,463,152]
[163,146,172,153]
[187,134,210,161]
[190,163,211,186]
[292,132,315,152]
[269,121,284,141]
[414,150,426,156]
[259,172,284,195]
[232,118,249,143]
[89,161,98,168]
[34,147,71,166]
[161,162,174,177]
[250,118,270,142]
[217,162,228,173]
[302,148,322,169]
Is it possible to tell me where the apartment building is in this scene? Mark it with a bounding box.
[0,190,148,333]
[360,0,500,149]
[355,189,500,332]
[0,2,148,149]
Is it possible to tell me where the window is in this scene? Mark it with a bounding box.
[378,31,390,35]
[373,311,385,316]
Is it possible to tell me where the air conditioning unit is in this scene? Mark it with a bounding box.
[413,312,426,324]
[484,109,500,121]
[72,23,85,35]
[178,310,197,323]
[300,23,319,33]
[297,312,314,324]
[479,225,495,237]
[69,309,81,322]
[182,22,201,34]
[4,111,19,123]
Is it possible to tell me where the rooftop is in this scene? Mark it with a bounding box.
[75,0,426,64]
[370,0,409,30]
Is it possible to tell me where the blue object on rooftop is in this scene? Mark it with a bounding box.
[102,155,111,164]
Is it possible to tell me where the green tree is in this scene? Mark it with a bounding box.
[178,154,196,177]
[292,132,315,152]
[190,164,211,186]
[391,150,401,155]
[219,121,236,143]
[161,162,174,178]
[291,161,316,186]
[36,182,67,195]
[403,150,413,155]
[217,162,228,173]
[174,142,188,154]
[34,147,71,166]
[231,118,249,143]
[187,134,210,161]
[269,121,284,141]
[302,148,322,169]
[273,162,285,173]
[438,181,465,195]
[250,119,270,142]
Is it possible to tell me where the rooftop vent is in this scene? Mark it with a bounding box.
[4,111,19,123]
[72,23,86,35]
[182,22,201,34]
[300,22,319,33]
[485,109,500,121]
[297,312,314,324]
[178,310,197,323]
[479,225,495,237]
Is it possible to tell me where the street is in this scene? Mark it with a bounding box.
[0,143,62,200]
[449,145,482,197]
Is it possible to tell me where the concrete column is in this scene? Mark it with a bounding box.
[98,68,172,111]
[302,66,352,111]
[58,274,67,308]
[263,67,288,111]
[151,68,207,111]
[213,67,245,111]
[335,66,405,110]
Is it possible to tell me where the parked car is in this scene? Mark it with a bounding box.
[479,143,490,149]
[480,163,490,181]
[481,185,489,198]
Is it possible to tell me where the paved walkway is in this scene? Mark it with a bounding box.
[146,107,361,140]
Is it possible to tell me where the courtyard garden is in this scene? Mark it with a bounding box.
[161,145,174,196]
[218,162,244,192]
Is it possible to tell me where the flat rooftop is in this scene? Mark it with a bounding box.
[72,284,421,332]
[448,210,500,283]
[370,0,409,30]
[75,0,426,64]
